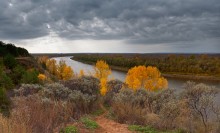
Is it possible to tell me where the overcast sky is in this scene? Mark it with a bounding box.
[0,0,219,53]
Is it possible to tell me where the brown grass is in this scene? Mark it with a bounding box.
[0,95,75,133]
[112,102,148,125]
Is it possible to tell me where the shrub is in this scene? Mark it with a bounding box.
[128,125,157,133]
[0,72,14,90]
[11,95,74,133]
[112,88,149,125]
[60,126,78,133]
[104,80,124,105]
[11,65,25,84]
[40,83,98,116]
[112,88,177,126]
[41,83,71,100]
[61,76,100,96]
[181,81,219,133]
[68,90,97,115]
[21,69,39,84]
[14,84,42,96]
[0,87,10,115]
[80,117,99,129]
[3,54,17,69]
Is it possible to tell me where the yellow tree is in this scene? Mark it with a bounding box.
[57,60,67,79]
[79,69,85,77]
[62,66,74,80]
[125,66,168,91]
[100,78,107,96]
[94,60,111,96]
[46,59,58,75]
[94,60,111,80]
[57,60,74,80]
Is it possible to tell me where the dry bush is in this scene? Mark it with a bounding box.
[181,81,220,133]
[104,79,124,105]
[0,114,29,133]
[40,82,99,115]
[60,76,100,96]
[112,88,151,125]
[14,84,42,96]
[10,95,74,133]
[112,102,148,125]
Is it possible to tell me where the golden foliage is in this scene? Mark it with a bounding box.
[94,60,111,80]
[57,60,74,80]
[38,74,46,81]
[100,78,107,96]
[62,66,74,80]
[125,66,168,91]
[94,60,111,96]
[79,69,85,77]
[46,59,58,75]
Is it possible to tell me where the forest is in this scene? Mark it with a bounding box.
[72,53,220,78]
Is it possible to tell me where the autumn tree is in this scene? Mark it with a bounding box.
[94,60,111,80]
[94,60,111,96]
[38,56,48,69]
[125,66,168,91]
[46,59,58,75]
[57,60,74,80]
[62,66,74,80]
[100,78,107,96]
[79,69,85,77]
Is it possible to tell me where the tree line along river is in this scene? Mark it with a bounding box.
[53,56,220,92]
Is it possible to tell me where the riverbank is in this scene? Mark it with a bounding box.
[71,57,220,82]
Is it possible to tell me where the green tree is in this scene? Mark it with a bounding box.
[21,69,39,84]
[3,54,17,69]
[11,65,26,84]
[0,87,10,115]
[0,72,14,90]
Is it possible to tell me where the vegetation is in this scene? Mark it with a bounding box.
[72,54,220,77]
[0,41,29,57]
[94,60,111,96]
[128,125,157,133]
[125,66,168,91]
[60,126,78,133]
[80,117,99,129]
[0,47,219,133]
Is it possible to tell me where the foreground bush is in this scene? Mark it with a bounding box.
[111,82,220,133]
[14,84,42,96]
[61,76,100,97]
[80,117,99,129]
[60,126,78,133]
[10,95,74,133]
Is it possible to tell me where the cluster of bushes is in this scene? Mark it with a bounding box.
[107,81,220,133]
[0,54,41,114]
[72,54,220,76]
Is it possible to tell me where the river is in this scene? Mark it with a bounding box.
[53,56,220,91]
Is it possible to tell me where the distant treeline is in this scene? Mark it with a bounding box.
[72,54,220,77]
[0,41,30,57]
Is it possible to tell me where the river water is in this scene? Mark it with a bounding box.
[53,56,220,91]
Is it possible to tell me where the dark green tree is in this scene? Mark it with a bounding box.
[3,54,17,69]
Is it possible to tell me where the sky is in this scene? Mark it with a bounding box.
[0,0,220,53]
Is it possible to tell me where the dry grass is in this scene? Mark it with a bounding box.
[0,95,75,133]
[112,102,148,125]
[0,114,29,133]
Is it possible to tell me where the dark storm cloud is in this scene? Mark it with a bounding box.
[0,0,219,44]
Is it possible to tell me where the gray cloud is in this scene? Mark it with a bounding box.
[0,0,219,45]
